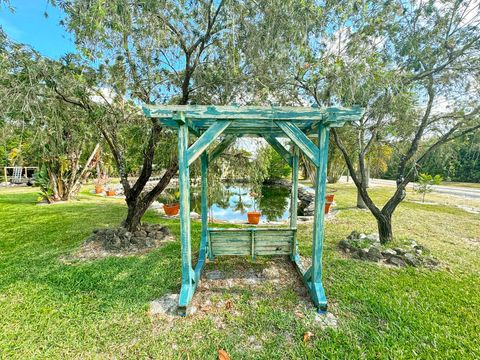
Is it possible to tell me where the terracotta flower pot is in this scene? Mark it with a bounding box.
[247,211,261,225]
[164,203,180,216]
[95,185,104,194]
[324,202,332,214]
[106,189,116,196]
[325,194,335,203]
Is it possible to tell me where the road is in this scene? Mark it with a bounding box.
[340,177,480,200]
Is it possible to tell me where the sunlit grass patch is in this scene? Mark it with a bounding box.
[0,185,479,358]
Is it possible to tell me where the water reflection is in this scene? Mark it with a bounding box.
[190,184,291,222]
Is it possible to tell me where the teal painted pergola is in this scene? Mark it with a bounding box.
[143,105,363,315]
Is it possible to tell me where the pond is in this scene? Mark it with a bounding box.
[190,184,291,223]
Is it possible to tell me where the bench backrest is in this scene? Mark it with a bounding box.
[208,228,295,258]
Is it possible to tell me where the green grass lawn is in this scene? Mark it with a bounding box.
[1,184,479,359]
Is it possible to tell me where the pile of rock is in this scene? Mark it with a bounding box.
[87,224,172,251]
[339,231,439,268]
[298,186,315,216]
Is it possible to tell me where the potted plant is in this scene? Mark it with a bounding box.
[94,178,105,194]
[94,173,108,194]
[325,194,335,214]
[162,188,180,216]
[247,191,261,224]
[106,185,116,197]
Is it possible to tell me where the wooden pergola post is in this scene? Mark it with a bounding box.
[310,125,329,311]
[176,112,195,310]
[196,152,209,276]
[290,145,299,261]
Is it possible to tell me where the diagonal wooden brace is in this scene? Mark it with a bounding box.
[274,122,320,167]
[187,121,232,166]
[263,134,293,167]
[209,135,237,162]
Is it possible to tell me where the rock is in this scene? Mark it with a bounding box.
[134,230,147,238]
[149,231,160,240]
[358,248,369,260]
[404,253,421,267]
[85,234,96,243]
[130,236,140,245]
[190,211,201,219]
[365,233,380,242]
[365,247,383,262]
[381,249,397,258]
[347,231,361,240]
[414,244,427,252]
[150,293,179,316]
[303,203,315,216]
[424,256,440,267]
[160,226,171,236]
[338,239,350,250]
[205,270,225,280]
[186,305,197,316]
[149,201,163,210]
[387,255,406,267]
[393,247,406,255]
[350,248,362,259]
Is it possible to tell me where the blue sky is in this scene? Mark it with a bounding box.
[0,0,75,58]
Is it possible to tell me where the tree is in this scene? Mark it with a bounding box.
[416,132,480,182]
[51,0,323,232]
[257,146,291,181]
[295,1,480,243]
[415,173,443,203]
[49,0,235,232]
[0,31,100,199]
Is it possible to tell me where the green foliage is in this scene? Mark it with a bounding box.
[158,188,180,205]
[258,185,289,221]
[420,133,480,183]
[33,165,53,203]
[258,146,291,181]
[415,173,443,203]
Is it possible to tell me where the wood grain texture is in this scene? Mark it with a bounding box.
[143,104,363,136]
[275,121,320,167]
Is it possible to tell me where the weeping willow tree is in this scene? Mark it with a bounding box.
[0,30,101,201]
[33,102,100,202]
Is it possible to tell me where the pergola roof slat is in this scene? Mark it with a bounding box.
[143,105,363,136]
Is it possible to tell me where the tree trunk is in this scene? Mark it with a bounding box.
[123,199,147,233]
[377,213,393,244]
[365,166,370,188]
[122,161,179,232]
[356,190,367,209]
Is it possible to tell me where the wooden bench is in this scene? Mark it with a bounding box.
[208,227,296,260]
